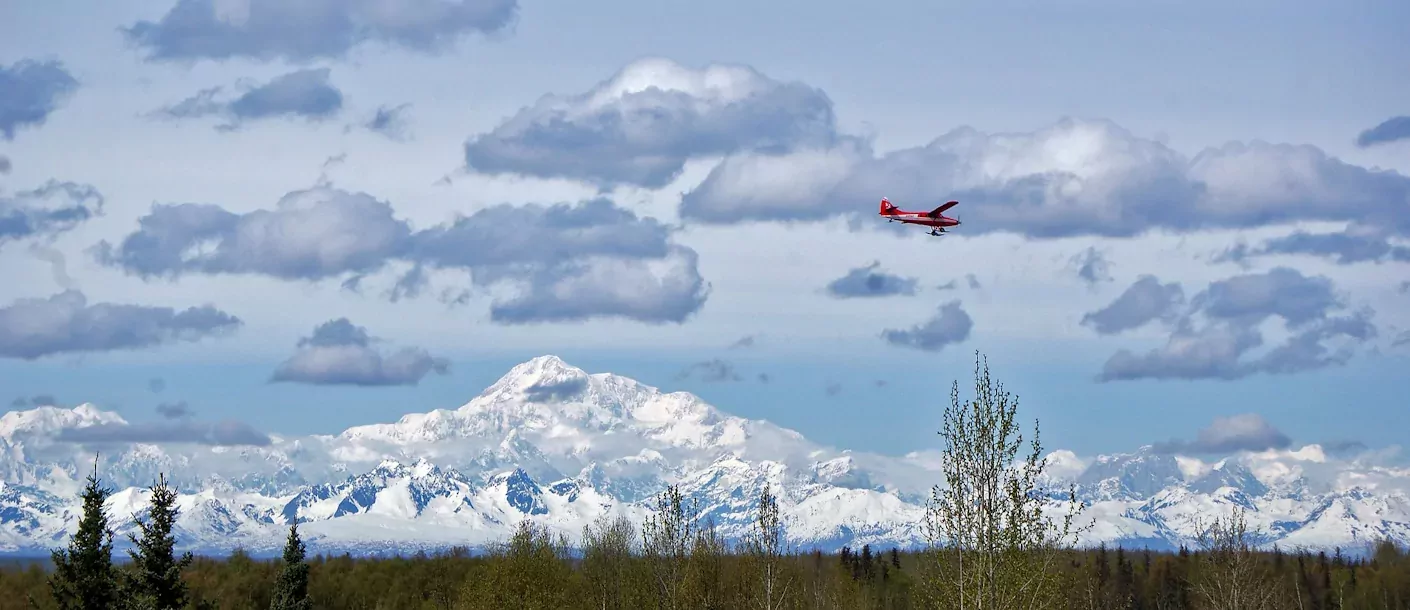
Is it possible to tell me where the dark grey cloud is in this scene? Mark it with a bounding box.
[728,334,756,349]
[679,118,1410,240]
[148,377,166,393]
[1094,268,1377,381]
[0,155,10,174]
[360,103,412,140]
[0,290,242,360]
[757,373,770,383]
[1,181,105,247]
[97,188,709,324]
[824,382,842,397]
[93,187,413,281]
[1152,413,1291,455]
[524,378,586,403]
[677,359,741,383]
[1399,281,1410,294]
[463,58,839,189]
[270,318,449,386]
[0,59,79,140]
[936,279,958,290]
[1193,267,1341,327]
[1071,247,1112,285]
[11,395,58,408]
[1215,229,1410,266]
[155,401,192,419]
[123,0,518,63]
[154,68,344,130]
[1393,330,1410,348]
[1356,116,1410,148]
[55,420,270,447]
[824,261,918,298]
[1081,275,1185,335]
[881,301,973,352]
[966,274,981,289]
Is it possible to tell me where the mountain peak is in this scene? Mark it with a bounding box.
[486,355,589,393]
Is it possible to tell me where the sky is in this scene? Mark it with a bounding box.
[2,0,1408,460]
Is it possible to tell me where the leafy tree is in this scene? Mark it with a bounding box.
[581,512,641,610]
[48,455,119,610]
[269,523,313,610]
[920,351,1091,609]
[642,485,702,609]
[120,473,194,610]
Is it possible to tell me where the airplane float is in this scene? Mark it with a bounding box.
[878,197,961,236]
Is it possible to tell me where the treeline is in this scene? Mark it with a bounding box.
[4,354,1410,609]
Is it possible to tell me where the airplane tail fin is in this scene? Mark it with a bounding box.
[879,198,895,215]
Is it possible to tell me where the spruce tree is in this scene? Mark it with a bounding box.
[269,523,313,610]
[121,473,194,610]
[48,455,118,610]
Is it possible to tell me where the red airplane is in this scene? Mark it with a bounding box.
[878,197,961,236]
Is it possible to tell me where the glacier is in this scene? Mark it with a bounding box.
[3,354,1408,558]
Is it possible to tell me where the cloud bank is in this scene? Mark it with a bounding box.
[0,290,242,359]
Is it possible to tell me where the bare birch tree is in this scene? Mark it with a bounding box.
[921,351,1091,610]
[742,482,794,610]
[1191,507,1281,610]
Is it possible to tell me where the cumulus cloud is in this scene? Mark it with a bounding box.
[1070,247,1113,286]
[155,401,193,419]
[123,0,518,63]
[677,359,742,382]
[154,68,344,130]
[0,290,242,360]
[463,57,839,189]
[523,378,586,403]
[1081,275,1185,335]
[679,117,1410,239]
[270,318,448,386]
[1215,227,1410,266]
[881,300,973,351]
[93,187,412,280]
[1152,413,1292,455]
[55,419,270,446]
[0,59,79,140]
[1,181,105,247]
[97,188,710,324]
[1356,116,1410,148]
[824,261,919,298]
[1091,268,1377,381]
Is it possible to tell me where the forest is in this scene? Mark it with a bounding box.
[3,356,1409,610]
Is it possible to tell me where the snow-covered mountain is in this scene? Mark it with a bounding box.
[2,355,1408,557]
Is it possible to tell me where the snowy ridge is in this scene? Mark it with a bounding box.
[2,355,1409,557]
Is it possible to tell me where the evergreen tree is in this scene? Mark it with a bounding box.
[48,455,118,610]
[121,473,194,610]
[269,523,312,610]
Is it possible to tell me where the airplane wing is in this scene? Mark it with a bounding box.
[926,201,959,218]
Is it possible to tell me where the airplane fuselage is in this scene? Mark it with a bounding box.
[881,211,960,228]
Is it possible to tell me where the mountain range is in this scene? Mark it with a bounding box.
[2,355,1408,558]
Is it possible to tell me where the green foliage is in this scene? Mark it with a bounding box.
[47,455,118,610]
[268,524,312,610]
[119,473,195,610]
